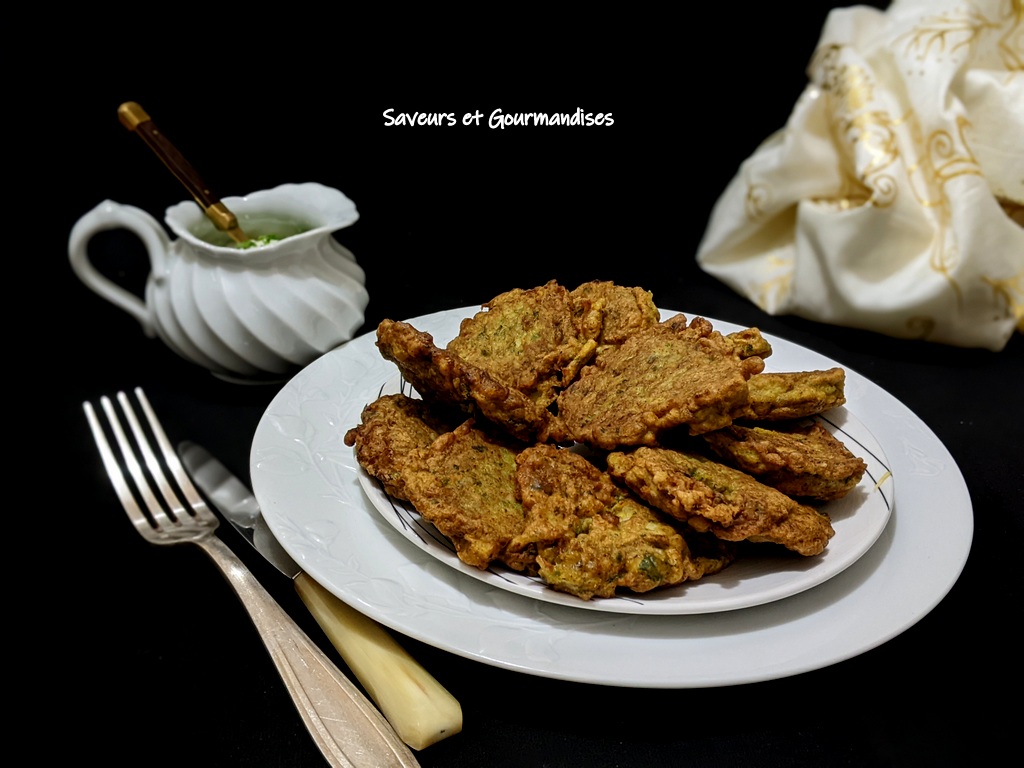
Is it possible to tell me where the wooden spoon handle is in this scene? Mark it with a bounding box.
[118,102,246,241]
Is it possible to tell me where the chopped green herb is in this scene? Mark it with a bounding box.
[236,234,285,249]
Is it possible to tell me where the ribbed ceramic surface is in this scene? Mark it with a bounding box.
[154,183,369,381]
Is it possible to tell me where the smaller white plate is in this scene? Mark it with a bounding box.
[357,378,894,616]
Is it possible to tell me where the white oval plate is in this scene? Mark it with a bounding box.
[251,307,971,688]
[358,374,893,615]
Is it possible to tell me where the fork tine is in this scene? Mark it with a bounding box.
[128,388,217,525]
[115,390,190,522]
[83,398,162,534]
[100,393,179,530]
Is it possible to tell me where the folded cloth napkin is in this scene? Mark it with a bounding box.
[696,0,1023,351]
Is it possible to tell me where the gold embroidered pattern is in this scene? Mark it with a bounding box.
[894,4,1001,60]
[894,0,1022,72]
[894,2,1023,319]
[982,271,1024,329]
[810,45,902,210]
[997,0,1023,71]
[905,115,984,304]
[730,2,1021,346]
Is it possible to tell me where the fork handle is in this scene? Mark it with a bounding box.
[197,535,420,768]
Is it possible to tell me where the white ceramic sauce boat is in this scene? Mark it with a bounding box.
[69,182,369,382]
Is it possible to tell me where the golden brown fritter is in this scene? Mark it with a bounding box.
[343,393,462,500]
[743,502,836,557]
[446,281,598,408]
[510,444,714,600]
[742,368,847,421]
[533,497,686,600]
[376,319,560,443]
[606,447,775,528]
[569,281,661,360]
[702,421,867,501]
[402,420,533,572]
[725,327,773,360]
[555,316,765,449]
[606,447,834,556]
[508,444,619,558]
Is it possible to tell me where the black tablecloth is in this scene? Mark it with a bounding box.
[49,5,1020,765]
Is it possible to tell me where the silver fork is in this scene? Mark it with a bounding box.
[84,388,420,768]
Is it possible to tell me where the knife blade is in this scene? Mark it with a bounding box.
[179,441,463,750]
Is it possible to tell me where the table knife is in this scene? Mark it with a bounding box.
[179,441,463,750]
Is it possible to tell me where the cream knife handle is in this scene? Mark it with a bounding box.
[294,572,464,750]
[197,536,420,768]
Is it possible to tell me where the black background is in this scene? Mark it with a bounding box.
[41,3,1021,766]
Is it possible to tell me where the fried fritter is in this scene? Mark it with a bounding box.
[743,502,837,556]
[606,447,775,528]
[510,444,720,600]
[508,444,619,558]
[569,281,661,361]
[725,327,773,360]
[534,497,685,600]
[555,316,765,449]
[606,447,834,556]
[742,368,847,421]
[402,420,533,572]
[446,281,598,407]
[702,421,867,501]
[376,318,560,443]
[343,393,462,500]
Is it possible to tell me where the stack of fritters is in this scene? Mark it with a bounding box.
[345,280,867,601]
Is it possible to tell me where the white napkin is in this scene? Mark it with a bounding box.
[696,0,1023,351]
